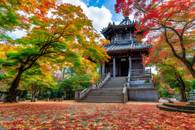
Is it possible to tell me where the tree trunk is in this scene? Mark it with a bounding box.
[182,60,195,78]
[31,95,36,102]
[5,68,23,102]
[31,85,39,102]
[180,87,187,102]
[177,75,188,102]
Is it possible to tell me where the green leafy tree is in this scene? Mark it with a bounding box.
[0,1,108,102]
[19,64,56,101]
[157,63,188,101]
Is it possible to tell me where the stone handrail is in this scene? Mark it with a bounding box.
[127,68,131,87]
[123,67,130,103]
[77,72,111,100]
[122,84,128,103]
[97,72,111,89]
[78,85,94,100]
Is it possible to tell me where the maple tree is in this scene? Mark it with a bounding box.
[115,0,195,78]
[0,1,108,102]
[150,36,195,101]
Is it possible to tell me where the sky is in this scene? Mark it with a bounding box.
[61,0,124,32]
[8,0,124,39]
[81,0,123,21]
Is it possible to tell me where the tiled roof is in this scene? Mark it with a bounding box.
[104,41,151,52]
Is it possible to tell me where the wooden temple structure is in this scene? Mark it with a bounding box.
[100,17,158,101]
[101,17,150,78]
[77,17,158,102]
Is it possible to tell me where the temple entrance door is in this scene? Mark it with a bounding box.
[119,58,129,76]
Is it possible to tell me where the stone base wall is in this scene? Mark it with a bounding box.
[128,88,159,101]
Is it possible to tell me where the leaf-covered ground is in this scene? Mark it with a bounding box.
[0,101,194,130]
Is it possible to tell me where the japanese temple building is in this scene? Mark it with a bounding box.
[101,17,150,78]
[78,17,158,102]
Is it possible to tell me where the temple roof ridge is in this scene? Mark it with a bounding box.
[119,16,134,25]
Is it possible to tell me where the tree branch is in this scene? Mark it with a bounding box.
[164,28,181,60]
[181,18,195,36]
[162,24,186,58]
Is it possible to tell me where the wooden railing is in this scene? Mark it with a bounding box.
[76,73,111,100]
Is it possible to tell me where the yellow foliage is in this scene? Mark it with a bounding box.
[0,52,5,58]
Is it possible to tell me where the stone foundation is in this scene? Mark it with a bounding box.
[128,88,159,101]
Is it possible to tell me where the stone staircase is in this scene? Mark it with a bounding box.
[81,77,126,103]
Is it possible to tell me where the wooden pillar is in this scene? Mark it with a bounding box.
[128,56,131,73]
[113,57,116,77]
[102,63,105,77]
[128,56,132,87]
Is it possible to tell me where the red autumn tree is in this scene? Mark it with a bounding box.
[115,0,195,78]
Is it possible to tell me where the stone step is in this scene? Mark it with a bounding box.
[93,88,123,91]
[103,85,123,88]
[157,104,195,113]
[86,95,123,99]
[81,99,123,103]
[89,91,122,96]
[106,80,126,84]
[91,89,123,91]
[91,91,122,94]
[106,82,125,85]
[84,99,123,102]
[163,103,195,111]
[81,77,126,103]
[90,90,122,93]
[130,84,153,87]
[88,94,122,97]
[82,97,123,103]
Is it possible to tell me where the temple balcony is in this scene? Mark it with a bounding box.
[110,39,135,45]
